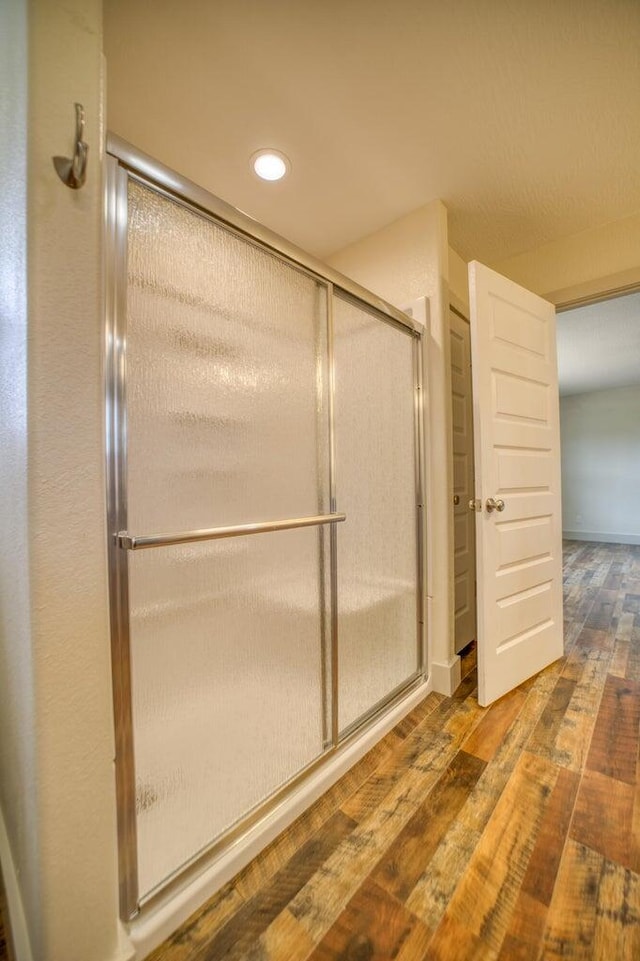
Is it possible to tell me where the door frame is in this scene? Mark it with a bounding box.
[446,274,640,697]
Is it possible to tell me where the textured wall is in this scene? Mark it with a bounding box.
[448,246,469,314]
[328,201,459,693]
[0,1,38,957]
[561,386,640,544]
[0,1,131,959]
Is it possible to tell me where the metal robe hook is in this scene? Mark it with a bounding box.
[53,102,88,189]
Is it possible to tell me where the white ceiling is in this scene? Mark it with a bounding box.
[557,292,640,396]
[103,0,640,263]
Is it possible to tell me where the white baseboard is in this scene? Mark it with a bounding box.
[563,530,640,546]
[0,807,33,961]
[127,678,432,959]
[430,656,462,696]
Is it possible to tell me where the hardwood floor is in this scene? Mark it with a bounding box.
[147,540,640,961]
[0,541,637,960]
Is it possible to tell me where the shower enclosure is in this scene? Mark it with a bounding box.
[105,137,426,920]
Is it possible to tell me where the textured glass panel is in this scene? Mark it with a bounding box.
[333,296,419,732]
[126,180,328,534]
[123,180,330,897]
[129,527,327,898]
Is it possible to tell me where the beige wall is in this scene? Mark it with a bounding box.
[561,386,640,544]
[328,202,460,694]
[493,212,640,306]
[448,246,469,315]
[0,1,132,959]
[0,2,37,958]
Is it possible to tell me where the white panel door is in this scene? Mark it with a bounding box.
[450,308,477,653]
[468,262,563,707]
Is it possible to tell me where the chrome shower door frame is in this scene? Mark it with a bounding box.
[105,136,427,921]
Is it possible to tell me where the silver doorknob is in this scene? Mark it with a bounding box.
[486,497,505,513]
[453,494,460,506]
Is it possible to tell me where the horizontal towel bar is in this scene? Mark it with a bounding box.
[117,512,346,550]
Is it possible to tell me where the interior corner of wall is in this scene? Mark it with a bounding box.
[448,247,470,315]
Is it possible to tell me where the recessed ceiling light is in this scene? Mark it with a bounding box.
[251,149,290,182]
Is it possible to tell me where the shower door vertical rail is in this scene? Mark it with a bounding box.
[105,158,139,919]
[414,333,426,671]
[105,137,427,922]
[326,284,340,748]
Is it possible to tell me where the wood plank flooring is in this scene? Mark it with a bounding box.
[146,540,640,961]
[1,541,638,961]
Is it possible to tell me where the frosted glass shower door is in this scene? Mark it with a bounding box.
[124,180,330,898]
[333,295,420,734]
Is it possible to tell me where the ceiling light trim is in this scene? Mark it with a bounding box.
[251,148,290,182]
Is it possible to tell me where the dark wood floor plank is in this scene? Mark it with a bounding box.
[586,674,640,784]
[623,593,640,614]
[553,650,613,772]
[603,564,624,590]
[521,766,580,907]
[306,878,430,961]
[370,749,485,903]
[424,751,559,958]
[571,584,600,626]
[526,675,576,759]
[562,628,612,683]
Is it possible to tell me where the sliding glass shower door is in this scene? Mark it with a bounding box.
[106,141,425,919]
[333,294,420,734]
[121,180,333,899]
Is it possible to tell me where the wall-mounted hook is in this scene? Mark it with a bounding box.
[53,103,88,189]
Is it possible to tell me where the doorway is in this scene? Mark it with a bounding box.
[556,290,640,549]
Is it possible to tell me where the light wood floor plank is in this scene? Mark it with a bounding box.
[425,751,559,958]
[542,839,603,961]
[592,859,640,961]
